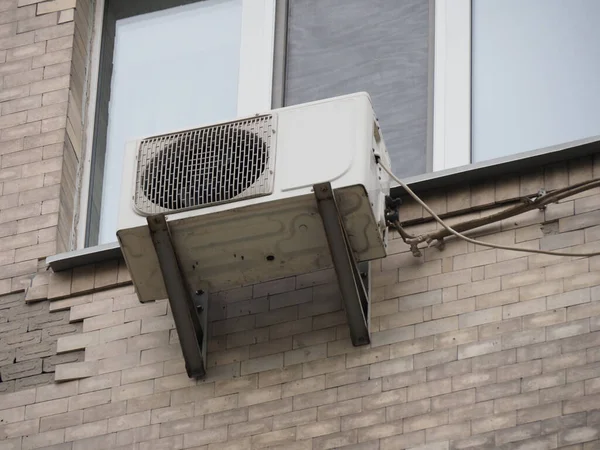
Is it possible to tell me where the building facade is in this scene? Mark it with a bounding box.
[1,0,600,449]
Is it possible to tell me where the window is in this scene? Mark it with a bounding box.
[79,0,278,248]
[433,0,600,171]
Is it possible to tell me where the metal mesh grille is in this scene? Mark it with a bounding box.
[134,115,275,215]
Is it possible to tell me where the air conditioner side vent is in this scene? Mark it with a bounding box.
[134,114,276,215]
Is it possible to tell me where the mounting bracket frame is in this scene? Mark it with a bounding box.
[147,215,208,378]
[313,182,371,346]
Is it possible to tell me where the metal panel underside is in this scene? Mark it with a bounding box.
[118,184,385,302]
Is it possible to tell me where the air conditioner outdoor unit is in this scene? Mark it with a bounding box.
[117,92,391,303]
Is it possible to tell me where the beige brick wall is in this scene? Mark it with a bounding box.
[0,0,89,296]
[1,0,600,448]
[2,172,600,448]
[0,0,89,399]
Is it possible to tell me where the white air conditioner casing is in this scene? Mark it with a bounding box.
[117,92,391,302]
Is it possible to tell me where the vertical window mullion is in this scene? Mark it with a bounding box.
[432,0,472,172]
[237,0,277,117]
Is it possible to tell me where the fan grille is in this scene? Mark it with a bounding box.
[134,115,275,214]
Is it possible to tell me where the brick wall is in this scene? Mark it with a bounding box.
[0,0,89,295]
[1,0,600,448]
[0,0,92,395]
[2,156,600,448]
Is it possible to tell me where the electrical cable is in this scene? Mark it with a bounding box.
[378,162,600,258]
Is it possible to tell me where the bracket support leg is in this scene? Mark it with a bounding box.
[314,183,370,346]
[147,215,208,378]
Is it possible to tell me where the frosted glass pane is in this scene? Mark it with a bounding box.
[472,0,600,162]
[98,0,242,245]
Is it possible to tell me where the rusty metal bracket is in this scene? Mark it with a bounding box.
[313,182,370,346]
[147,215,207,378]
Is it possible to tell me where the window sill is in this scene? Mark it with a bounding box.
[395,136,600,197]
[47,241,123,272]
[48,136,600,272]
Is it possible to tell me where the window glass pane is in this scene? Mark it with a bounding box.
[472,0,600,162]
[285,0,431,178]
[98,0,242,245]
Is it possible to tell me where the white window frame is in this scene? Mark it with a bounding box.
[76,0,277,249]
[432,0,472,172]
[433,0,600,173]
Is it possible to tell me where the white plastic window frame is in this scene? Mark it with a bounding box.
[432,0,471,172]
[76,0,277,249]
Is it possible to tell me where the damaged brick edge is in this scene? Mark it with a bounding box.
[5,256,135,385]
[23,257,132,303]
